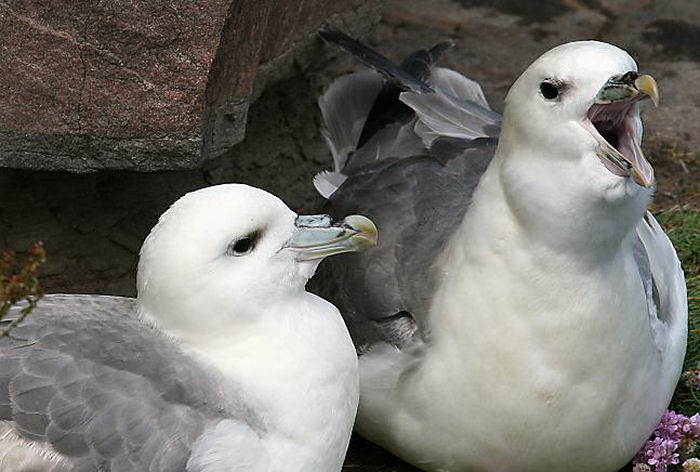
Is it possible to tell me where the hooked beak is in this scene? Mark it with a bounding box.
[595,72,659,107]
[583,72,659,188]
[285,214,378,261]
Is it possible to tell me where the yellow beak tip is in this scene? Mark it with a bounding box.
[344,215,379,248]
[635,74,660,107]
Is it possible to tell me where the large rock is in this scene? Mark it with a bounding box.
[0,0,380,171]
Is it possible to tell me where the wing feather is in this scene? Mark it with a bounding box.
[0,294,264,471]
[635,213,688,355]
[314,30,501,349]
[400,87,500,145]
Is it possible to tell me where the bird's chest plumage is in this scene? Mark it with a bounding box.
[435,259,659,466]
[358,244,668,472]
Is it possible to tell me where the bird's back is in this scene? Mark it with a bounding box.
[0,294,262,471]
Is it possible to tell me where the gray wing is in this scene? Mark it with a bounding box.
[314,27,498,198]
[312,31,501,350]
[0,294,263,472]
[635,213,688,357]
[311,140,495,350]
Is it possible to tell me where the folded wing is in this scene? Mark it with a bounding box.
[0,295,264,471]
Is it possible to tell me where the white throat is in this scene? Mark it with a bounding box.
[494,115,651,258]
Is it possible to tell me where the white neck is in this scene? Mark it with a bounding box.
[428,140,652,356]
[139,293,358,471]
[494,119,650,260]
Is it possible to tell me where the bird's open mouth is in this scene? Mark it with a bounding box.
[583,102,647,181]
[581,73,658,188]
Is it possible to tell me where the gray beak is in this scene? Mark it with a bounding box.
[595,72,659,106]
[285,214,378,261]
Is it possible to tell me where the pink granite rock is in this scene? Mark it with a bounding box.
[0,0,380,171]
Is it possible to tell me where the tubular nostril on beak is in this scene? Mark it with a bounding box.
[595,72,658,106]
[620,71,639,84]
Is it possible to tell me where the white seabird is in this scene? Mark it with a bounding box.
[0,184,378,472]
[313,28,687,472]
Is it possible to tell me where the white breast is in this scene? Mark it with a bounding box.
[353,171,685,472]
[188,293,359,472]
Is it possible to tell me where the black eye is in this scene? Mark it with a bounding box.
[540,82,559,100]
[227,234,257,256]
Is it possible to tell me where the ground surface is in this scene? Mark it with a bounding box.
[1,0,699,470]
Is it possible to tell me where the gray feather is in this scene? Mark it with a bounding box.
[0,294,264,471]
[312,144,495,348]
[318,70,385,173]
[429,67,491,108]
[313,171,347,200]
[635,212,688,348]
[313,45,502,348]
[343,120,425,174]
[400,88,501,145]
[0,421,73,471]
[314,61,500,199]
[318,26,433,94]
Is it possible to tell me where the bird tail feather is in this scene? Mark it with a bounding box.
[318,25,434,93]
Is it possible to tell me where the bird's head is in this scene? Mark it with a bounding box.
[136,184,377,337]
[499,41,658,243]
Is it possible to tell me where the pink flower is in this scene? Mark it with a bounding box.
[634,410,700,472]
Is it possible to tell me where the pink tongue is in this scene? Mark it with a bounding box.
[581,119,627,177]
[622,130,655,187]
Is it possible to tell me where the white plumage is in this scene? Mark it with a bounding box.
[0,184,379,471]
[314,37,688,472]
